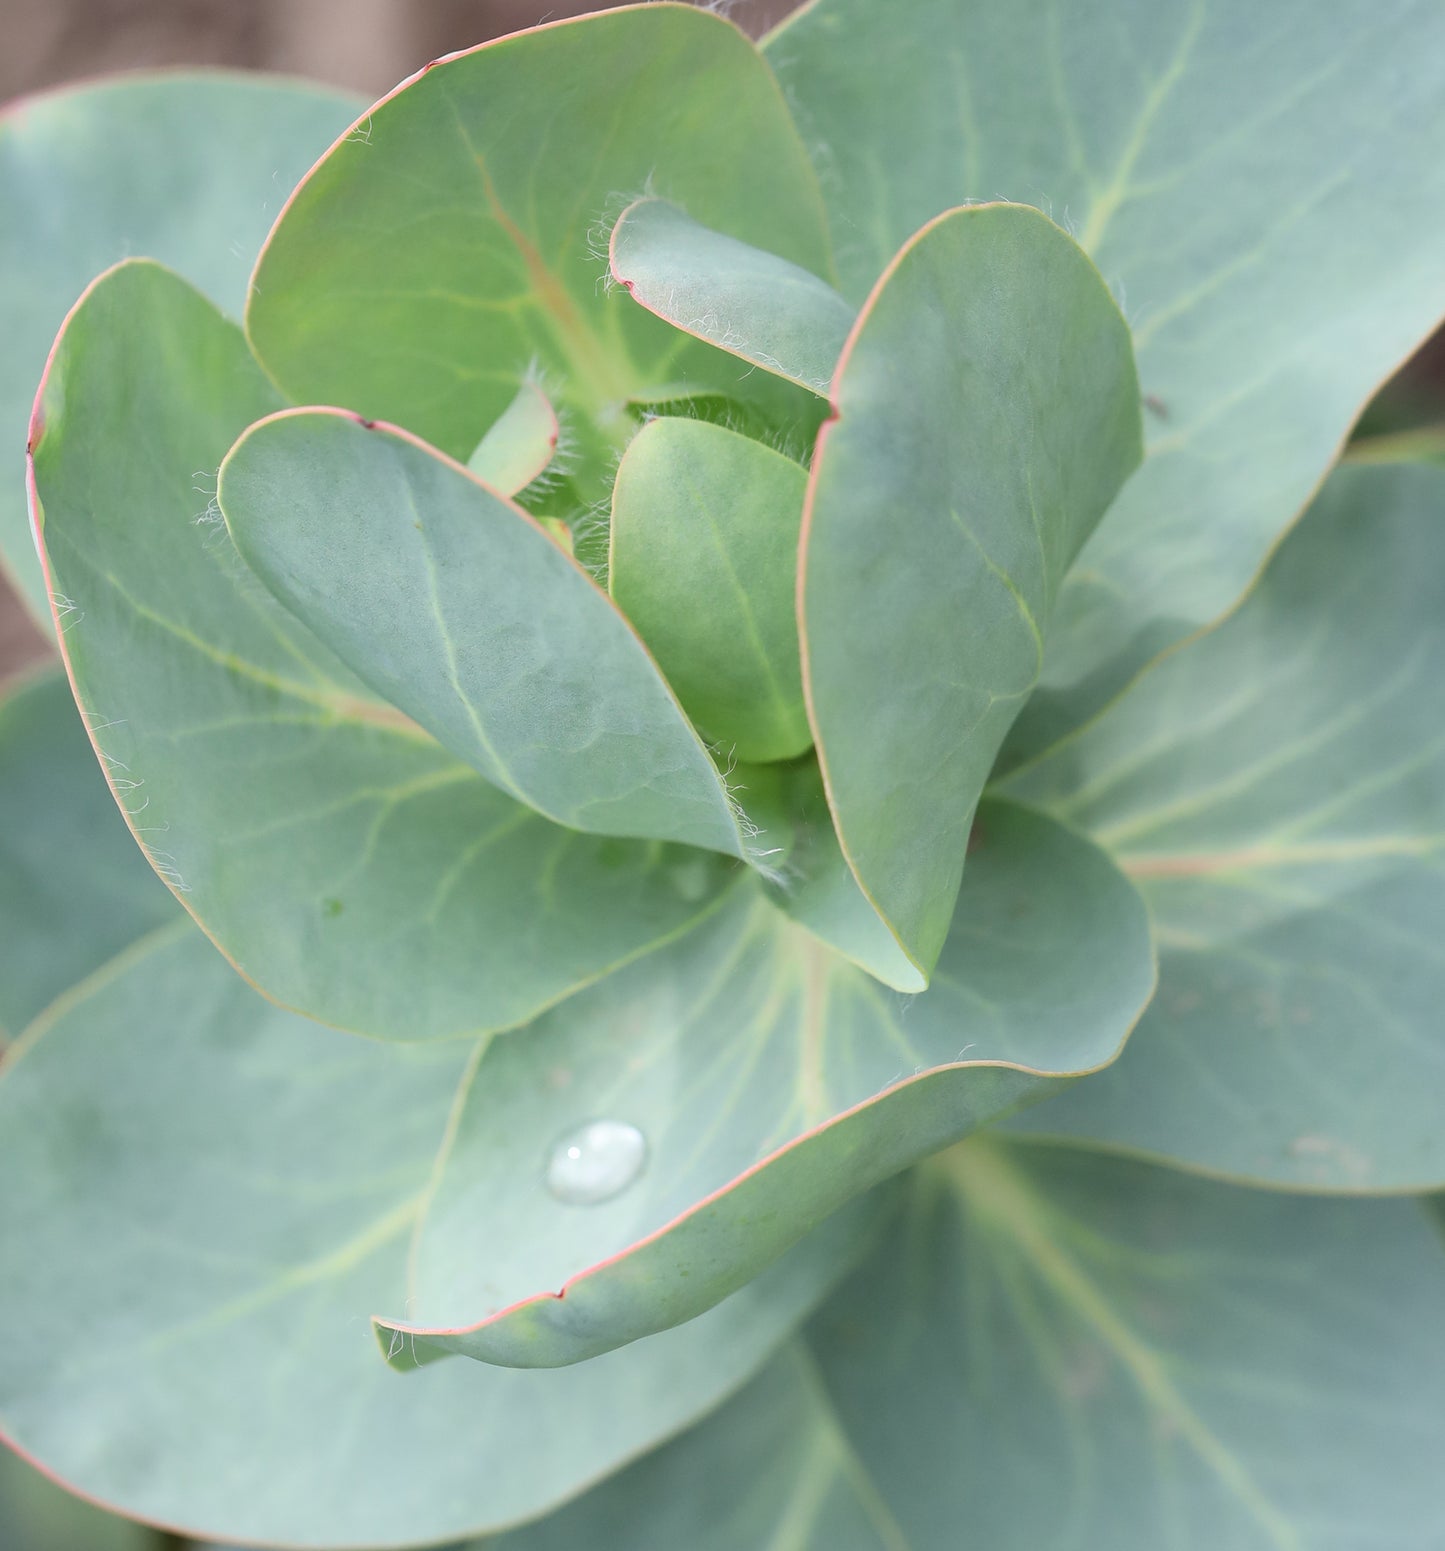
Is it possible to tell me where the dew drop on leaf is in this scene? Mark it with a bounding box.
[545,1119,647,1205]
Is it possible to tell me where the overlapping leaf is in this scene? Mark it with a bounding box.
[0,919,877,1547]
[766,0,1445,760]
[0,671,175,1036]
[28,260,736,1040]
[373,800,1154,1367]
[609,198,857,395]
[491,1143,1445,1550]
[609,417,811,764]
[245,3,836,482]
[466,381,559,495]
[219,410,753,855]
[757,758,926,991]
[1003,461,1445,1189]
[0,71,361,618]
[800,202,1140,978]
[0,1447,155,1551]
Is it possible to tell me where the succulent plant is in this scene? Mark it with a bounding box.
[2,3,1445,1546]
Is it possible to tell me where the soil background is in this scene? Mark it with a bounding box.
[0,0,790,683]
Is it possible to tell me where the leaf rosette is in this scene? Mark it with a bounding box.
[3,1,1445,1546]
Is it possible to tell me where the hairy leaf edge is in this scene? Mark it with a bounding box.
[26,260,751,1044]
[797,200,1140,987]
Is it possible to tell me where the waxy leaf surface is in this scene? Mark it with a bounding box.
[0,1448,155,1551]
[221,410,751,855]
[1004,462,1445,1189]
[0,924,874,1548]
[759,758,927,992]
[246,3,834,475]
[488,1349,885,1551]
[0,71,360,618]
[466,380,559,496]
[498,1143,1445,1549]
[768,0,1445,760]
[610,418,811,764]
[374,800,1154,1367]
[0,671,175,1037]
[29,261,734,1040]
[610,198,856,395]
[802,203,1140,977]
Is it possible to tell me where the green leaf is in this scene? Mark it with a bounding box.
[609,198,856,395]
[487,1349,887,1551]
[809,1142,1445,1548]
[466,380,559,495]
[505,1143,1445,1549]
[801,202,1140,978]
[754,757,925,992]
[0,924,878,1548]
[1002,462,1445,1190]
[0,1448,157,1551]
[609,417,811,764]
[0,670,175,1037]
[220,408,752,856]
[29,259,736,1040]
[245,4,834,481]
[0,71,361,620]
[373,800,1154,1368]
[767,0,1445,763]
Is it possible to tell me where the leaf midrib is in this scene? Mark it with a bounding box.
[443,91,635,418]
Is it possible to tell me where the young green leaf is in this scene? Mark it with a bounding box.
[245,4,834,478]
[610,417,811,764]
[609,197,857,395]
[802,202,1141,978]
[0,925,873,1547]
[372,801,1154,1368]
[466,379,559,495]
[220,409,754,856]
[768,0,1445,762]
[30,259,736,1041]
[1003,461,1445,1189]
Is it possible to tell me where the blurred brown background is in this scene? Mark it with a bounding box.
[0,0,792,683]
[3,0,794,99]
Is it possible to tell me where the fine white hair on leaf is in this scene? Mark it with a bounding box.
[49,592,84,635]
[586,182,651,289]
[80,709,128,734]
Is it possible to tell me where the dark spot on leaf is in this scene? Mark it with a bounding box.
[1144,393,1169,420]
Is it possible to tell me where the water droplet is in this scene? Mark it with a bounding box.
[545,1119,647,1206]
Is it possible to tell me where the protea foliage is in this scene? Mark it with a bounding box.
[1,3,1444,1546]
